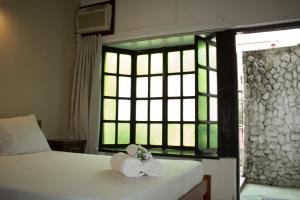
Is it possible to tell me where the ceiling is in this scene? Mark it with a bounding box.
[106,34,195,51]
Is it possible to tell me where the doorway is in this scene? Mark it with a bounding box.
[236,26,300,198]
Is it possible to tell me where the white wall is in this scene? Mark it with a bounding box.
[0,0,80,138]
[81,0,300,43]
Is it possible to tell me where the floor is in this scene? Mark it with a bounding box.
[240,183,300,200]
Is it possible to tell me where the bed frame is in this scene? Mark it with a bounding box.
[179,175,211,200]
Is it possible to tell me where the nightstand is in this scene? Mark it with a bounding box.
[47,139,86,153]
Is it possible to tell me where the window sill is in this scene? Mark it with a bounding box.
[99,147,219,159]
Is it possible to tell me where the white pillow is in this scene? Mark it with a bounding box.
[0,114,51,155]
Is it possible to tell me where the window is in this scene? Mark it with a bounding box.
[100,35,218,157]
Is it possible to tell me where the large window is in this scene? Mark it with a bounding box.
[100,35,218,157]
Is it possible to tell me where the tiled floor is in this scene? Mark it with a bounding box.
[240,183,300,200]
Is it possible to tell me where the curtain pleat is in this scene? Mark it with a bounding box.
[70,34,102,154]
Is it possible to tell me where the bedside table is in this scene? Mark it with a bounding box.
[47,139,86,153]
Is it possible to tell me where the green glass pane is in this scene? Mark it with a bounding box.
[209,45,217,69]
[198,96,207,121]
[150,124,162,145]
[118,76,131,97]
[168,51,180,73]
[104,52,117,73]
[118,100,131,120]
[151,53,163,74]
[104,75,116,97]
[168,124,180,146]
[136,124,147,145]
[103,123,115,144]
[137,54,148,75]
[183,124,195,147]
[183,50,195,72]
[198,41,207,66]
[198,68,207,93]
[118,123,130,144]
[198,124,207,150]
[210,124,218,149]
[119,54,131,75]
[103,99,116,120]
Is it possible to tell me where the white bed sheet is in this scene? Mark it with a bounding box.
[0,151,203,200]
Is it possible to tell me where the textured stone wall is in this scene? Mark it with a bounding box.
[243,45,300,187]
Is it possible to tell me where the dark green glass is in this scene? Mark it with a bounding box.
[198,124,207,150]
[198,68,207,93]
[198,41,207,66]
[210,124,218,149]
[198,96,207,121]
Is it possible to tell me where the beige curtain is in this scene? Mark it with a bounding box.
[70,34,102,154]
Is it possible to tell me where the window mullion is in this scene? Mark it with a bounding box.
[115,53,120,145]
[162,52,168,150]
[180,50,184,148]
[130,53,137,144]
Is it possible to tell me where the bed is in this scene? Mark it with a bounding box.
[0,114,211,200]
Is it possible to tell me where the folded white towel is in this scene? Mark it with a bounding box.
[143,158,162,177]
[126,144,138,156]
[110,152,144,177]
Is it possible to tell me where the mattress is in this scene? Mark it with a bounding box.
[0,151,203,200]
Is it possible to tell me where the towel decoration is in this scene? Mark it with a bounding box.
[110,144,161,177]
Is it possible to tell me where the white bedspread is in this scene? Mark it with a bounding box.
[0,151,203,200]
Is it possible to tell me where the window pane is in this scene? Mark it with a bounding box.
[168,124,180,146]
[183,74,195,96]
[137,54,148,75]
[118,100,131,120]
[209,71,217,95]
[151,53,163,74]
[136,123,147,145]
[104,52,117,73]
[183,124,195,147]
[168,75,180,97]
[210,124,218,148]
[183,99,195,121]
[136,100,148,121]
[198,41,207,66]
[168,99,180,121]
[103,99,116,120]
[118,123,130,144]
[183,50,195,72]
[136,77,148,98]
[198,68,207,93]
[150,76,163,97]
[104,75,116,97]
[210,97,218,121]
[198,96,207,121]
[168,51,180,73]
[119,54,131,75]
[198,124,207,150]
[209,45,217,69]
[150,124,162,145]
[118,76,131,97]
[103,123,115,144]
[150,100,162,121]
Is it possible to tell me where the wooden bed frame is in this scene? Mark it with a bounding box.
[180,175,211,200]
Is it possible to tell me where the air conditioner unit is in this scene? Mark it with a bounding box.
[76,3,112,34]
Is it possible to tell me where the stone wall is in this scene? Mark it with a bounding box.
[243,45,300,187]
